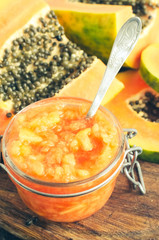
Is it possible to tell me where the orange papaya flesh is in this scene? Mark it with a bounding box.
[47,0,159,69]
[105,70,159,163]
[0,0,48,50]
[140,43,159,92]
[0,0,124,136]
[0,109,13,136]
[57,58,123,105]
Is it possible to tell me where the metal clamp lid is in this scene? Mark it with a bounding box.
[122,128,146,195]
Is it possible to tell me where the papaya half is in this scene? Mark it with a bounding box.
[105,70,159,163]
[0,0,124,136]
[46,0,159,69]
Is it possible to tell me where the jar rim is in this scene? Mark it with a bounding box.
[2,97,125,188]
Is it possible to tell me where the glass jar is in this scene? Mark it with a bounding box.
[1,97,141,222]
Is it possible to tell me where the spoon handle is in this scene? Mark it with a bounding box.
[86,17,142,118]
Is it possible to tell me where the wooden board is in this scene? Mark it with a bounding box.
[0,158,159,240]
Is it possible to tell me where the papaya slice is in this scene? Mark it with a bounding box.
[46,0,133,66]
[140,43,159,92]
[105,70,159,163]
[0,0,124,135]
[46,0,159,69]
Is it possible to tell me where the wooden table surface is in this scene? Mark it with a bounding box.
[0,159,159,240]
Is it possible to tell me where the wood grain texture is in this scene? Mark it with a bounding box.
[0,160,159,240]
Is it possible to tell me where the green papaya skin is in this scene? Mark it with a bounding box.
[54,10,117,63]
[47,0,159,69]
[140,44,159,93]
[139,149,159,163]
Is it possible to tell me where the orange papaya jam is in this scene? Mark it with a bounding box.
[2,97,125,222]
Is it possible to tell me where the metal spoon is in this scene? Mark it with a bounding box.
[86,17,142,118]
